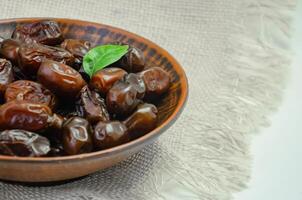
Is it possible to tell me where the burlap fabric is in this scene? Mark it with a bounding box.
[0,0,296,199]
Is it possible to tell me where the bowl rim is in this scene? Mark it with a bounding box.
[0,17,188,163]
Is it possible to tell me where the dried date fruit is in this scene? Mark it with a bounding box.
[0,129,50,157]
[5,80,57,109]
[37,60,86,99]
[0,39,21,64]
[0,100,61,132]
[138,67,170,99]
[106,73,145,116]
[112,45,145,72]
[62,117,93,155]
[61,39,90,70]
[93,121,129,150]
[123,103,158,139]
[18,42,75,76]
[106,80,139,117]
[76,85,109,124]
[12,21,63,45]
[89,67,127,95]
[0,59,14,97]
[124,73,145,99]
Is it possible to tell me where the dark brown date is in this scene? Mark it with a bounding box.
[12,21,63,45]
[90,67,127,95]
[123,103,158,139]
[18,42,75,76]
[93,121,129,150]
[0,100,53,131]
[106,74,145,117]
[76,85,109,124]
[0,59,14,97]
[139,67,170,98]
[113,46,145,72]
[106,80,136,117]
[0,129,50,157]
[62,117,93,155]
[61,39,91,70]
[5,80,57,109]
[0,39,21,64]
[0,40,28,79]
[37,60,86,99]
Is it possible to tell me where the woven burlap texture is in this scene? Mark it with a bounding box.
[0,0,296,199]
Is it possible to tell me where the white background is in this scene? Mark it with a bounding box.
[234,2,302,200]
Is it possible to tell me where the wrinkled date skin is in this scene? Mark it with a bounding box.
[37,60,86,99]
[90,67,127,95]
[18,42,75,76]
[138,67,170,99]
[106,73,145,116]
[0,129,50,157]
[123,103,158,139]
[112,46,145,72]
[12,21,63,45]
[0,39,21,64]
[0,59,14,97]
[93,121,129,150]
[0,39,28,79]
[5,80,57,109]
[124,73,146,99]
[106,73,145,117]
[76,85,110,124]
[62,117,93,155]
[61,39,91,70]
[0,100,53,132]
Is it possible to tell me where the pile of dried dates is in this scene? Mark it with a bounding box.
[0,21,171,157]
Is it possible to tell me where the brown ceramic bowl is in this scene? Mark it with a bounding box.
[0,18,188,182]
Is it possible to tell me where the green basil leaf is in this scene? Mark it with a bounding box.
[83,44,129,77]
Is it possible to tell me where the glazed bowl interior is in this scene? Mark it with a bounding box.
[0,18,188,182]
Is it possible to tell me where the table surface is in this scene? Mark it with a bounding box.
[234,3,302,200]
